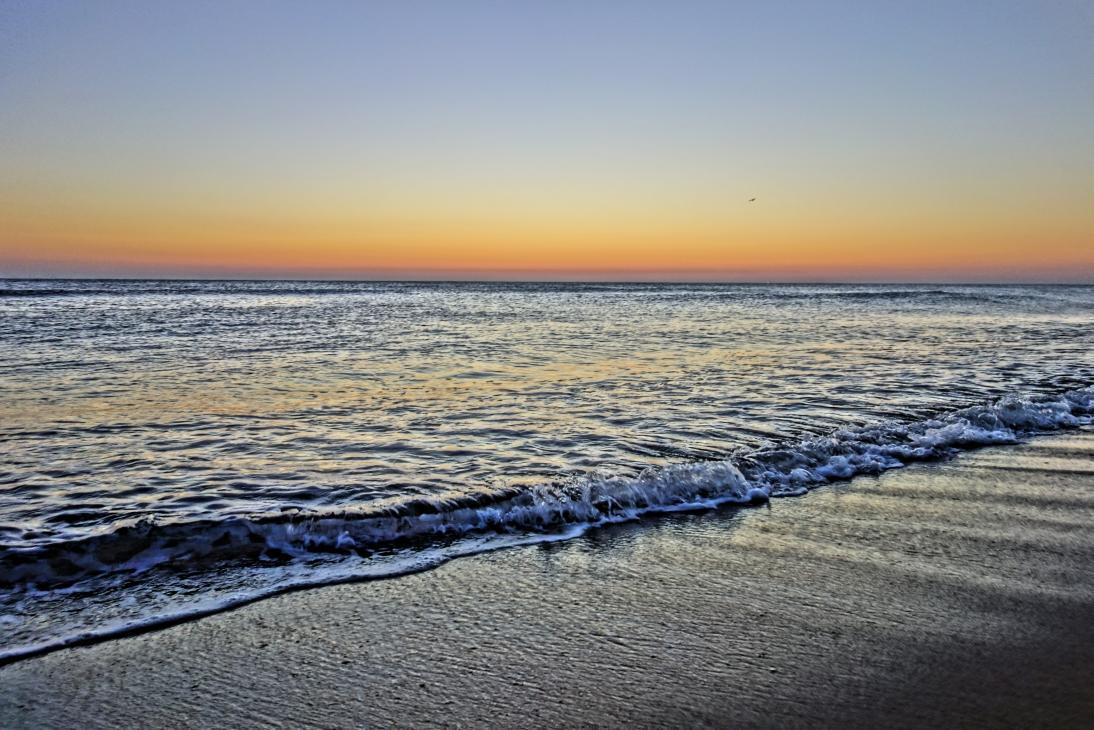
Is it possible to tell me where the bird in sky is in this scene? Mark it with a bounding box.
[748,198,756,202]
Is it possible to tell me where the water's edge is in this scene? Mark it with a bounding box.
[1,387,1090,667]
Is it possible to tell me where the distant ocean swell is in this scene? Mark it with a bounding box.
[3,388,1090,594]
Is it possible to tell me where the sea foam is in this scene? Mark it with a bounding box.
[2,388,1090,592]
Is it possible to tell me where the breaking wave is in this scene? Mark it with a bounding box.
[3,388,1091,594]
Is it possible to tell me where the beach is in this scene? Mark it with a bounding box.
[3,431,1091,728]
[4,1,1094,725]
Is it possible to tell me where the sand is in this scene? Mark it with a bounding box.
[2,432,1092,728]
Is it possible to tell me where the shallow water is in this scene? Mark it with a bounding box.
[1,281,1092,659]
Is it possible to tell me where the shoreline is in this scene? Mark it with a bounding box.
[2,431,1092,727]
[3,389,1090,668]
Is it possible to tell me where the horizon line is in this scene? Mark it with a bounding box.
[3,275,1092,287]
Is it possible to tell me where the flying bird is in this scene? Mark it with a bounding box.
[748,198,756,202]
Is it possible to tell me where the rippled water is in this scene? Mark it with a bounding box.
[1,280,1092,660]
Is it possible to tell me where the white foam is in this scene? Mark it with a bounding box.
[2,388,1091,592]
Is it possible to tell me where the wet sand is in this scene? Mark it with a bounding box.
[2,432,1093,728]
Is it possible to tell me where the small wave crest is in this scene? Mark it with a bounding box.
[2,388,1091,592]
[0,288,78,298]
[774,288,1079,307]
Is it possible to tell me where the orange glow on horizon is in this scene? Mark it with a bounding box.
[4,192,1092,281]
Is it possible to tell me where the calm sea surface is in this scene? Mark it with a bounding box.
[1,280,1092,659]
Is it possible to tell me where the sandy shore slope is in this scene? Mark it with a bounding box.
[2,432,1092,728]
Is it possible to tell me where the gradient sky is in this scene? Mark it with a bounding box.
[2,1,1092,281]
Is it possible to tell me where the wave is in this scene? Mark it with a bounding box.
[771,288,1083,307]
[0,288,81,298]
[3,388,1091,594]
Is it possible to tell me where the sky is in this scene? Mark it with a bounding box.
[1,1,1092,282]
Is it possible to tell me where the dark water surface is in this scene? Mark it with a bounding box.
[1,281,1092,659]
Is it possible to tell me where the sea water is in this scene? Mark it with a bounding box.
[1,281,1092,660]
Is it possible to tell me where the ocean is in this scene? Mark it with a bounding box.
[1,280,1092,662]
